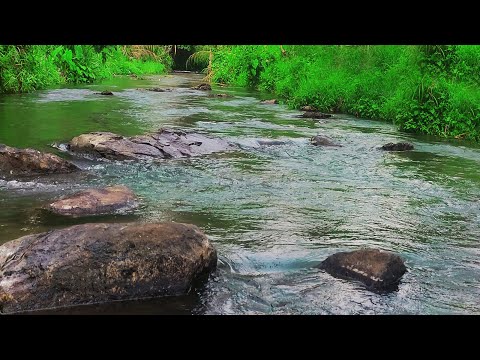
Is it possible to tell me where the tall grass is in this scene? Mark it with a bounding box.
[211,45,480,141]
[0,45,171,94]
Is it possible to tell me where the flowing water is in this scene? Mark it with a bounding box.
[1,73,479,314]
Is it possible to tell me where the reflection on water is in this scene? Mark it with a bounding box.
[1,73,480,314]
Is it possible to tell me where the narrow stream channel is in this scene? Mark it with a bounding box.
[1,73,479,314]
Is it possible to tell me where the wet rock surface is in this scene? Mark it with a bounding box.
[298,112,332,119]
[142,87,173,92]
[47,185,139,216]
[67,128,236,161]
[300,105,318,112]
[381,142,414,151]
[310,135,342,147]
[257,139,287,146]
[0,222,217,313]
[261,99,278,104]
[95,91,114,96]
[316,248,407,291]
[208,93,232,98]
[0,144,80,177]
[191,83,211,91]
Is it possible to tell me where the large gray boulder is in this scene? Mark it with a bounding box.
[0,144,79,176]
[0,222,217,313]
[316,248,407,290]
[47,185,139,216]
[67,128,236,161]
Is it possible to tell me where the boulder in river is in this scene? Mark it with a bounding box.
[316,248,407,291]
[261,99,278,104]
[191,83,212,91]
[299,111,332,119]
[310,135,342,147]
[0,222,217,313]
[47,185,139,216]
[67,128,236,161]
[95,91,114,96]
[381,142,414,151]
[0,144,80,176]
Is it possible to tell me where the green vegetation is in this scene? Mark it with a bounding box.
[3,44,480,141]
[210,45,480,141]
[0,45,171,93]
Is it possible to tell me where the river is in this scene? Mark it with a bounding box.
[0,73,479,314]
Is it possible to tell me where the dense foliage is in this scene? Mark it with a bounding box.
[0,45,171,93]
[211,45,480,141]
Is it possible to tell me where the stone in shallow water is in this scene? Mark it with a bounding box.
[260,99,278,104]
[299,111,332,119]
[316,248,407,291]
[0,144,79,176]
[310,135,342,147]
[208,93,232,98]
[48,185,139,216]
[381,142,414,151]
[143,87,173,92]
[300,105,317,112]
[67,128,236,161]
[95,91,114,95]
[0,222,217,313]
[191,83,211,91]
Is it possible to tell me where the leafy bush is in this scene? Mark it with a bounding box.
[0,45,170,94]
[212,45,480,141]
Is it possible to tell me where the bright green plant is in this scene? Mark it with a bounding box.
[212,45,480,141]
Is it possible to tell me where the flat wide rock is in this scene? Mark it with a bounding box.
[48,185,139,216]
[0,144,79,176]
[316,248,407,290]
[0,222,217,313]
[67,128,236,161]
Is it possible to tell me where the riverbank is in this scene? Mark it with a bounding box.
[0,45,170,93]
[211,45,480,142]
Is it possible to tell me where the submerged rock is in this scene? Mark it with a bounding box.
[143,87,173,92]
[299,111,332,119]
[300,105,318,112]
[208,93,232,98]
[95,91,114,96]
[316,248,407,291]
[0,222,217,313]
[310,135,342,147]
[191,83,211,91]
[67,128,236,161]
[48,185,139,216]
[0,144,80,176]
[261,99,278,104]
[256,139,287,146]
[381,142,414,151]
